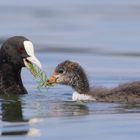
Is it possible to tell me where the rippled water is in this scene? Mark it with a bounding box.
[0,52,140,139]
[0,0,140,140]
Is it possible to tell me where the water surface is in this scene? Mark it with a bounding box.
[1,52,140,140]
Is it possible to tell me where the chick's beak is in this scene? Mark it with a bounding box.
[24,55,42,69]
[47,75,57,84]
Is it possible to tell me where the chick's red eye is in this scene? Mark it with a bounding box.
[58,69,64,74]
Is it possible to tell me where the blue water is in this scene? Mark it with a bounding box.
[0,0,140,140]
[0,52,140,140]
[0,0,140,52]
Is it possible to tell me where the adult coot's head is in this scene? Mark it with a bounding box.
[0,36,42,95]
[1,36,41,69]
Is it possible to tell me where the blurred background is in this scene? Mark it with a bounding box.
[0,0,140,54]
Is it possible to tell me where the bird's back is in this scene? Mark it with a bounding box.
[90,81,140,103]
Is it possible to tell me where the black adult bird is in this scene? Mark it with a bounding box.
[0,36,41,94]
[47,60,140,103]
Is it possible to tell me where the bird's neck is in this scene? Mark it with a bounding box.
[0,50,25,87]
[0,63,27,94]
[0,63,22,84]
[72,91,96,101]
[71,76,90,94]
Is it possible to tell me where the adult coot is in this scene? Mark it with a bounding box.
[0,36,41,94]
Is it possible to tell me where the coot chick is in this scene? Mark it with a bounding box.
[0,36,41,94]
[47,60,140,103]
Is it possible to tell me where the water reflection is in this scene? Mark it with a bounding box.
[116,103,140,113]
[45,101,89,117]
[0,94,90,136]
[0,95,29,136]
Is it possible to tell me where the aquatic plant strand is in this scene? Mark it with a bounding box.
[27,63,52,88]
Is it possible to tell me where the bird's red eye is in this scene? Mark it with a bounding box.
[18,47,24,54]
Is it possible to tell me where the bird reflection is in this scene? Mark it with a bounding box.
[35,100,90,118]
[0,95,29,136]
